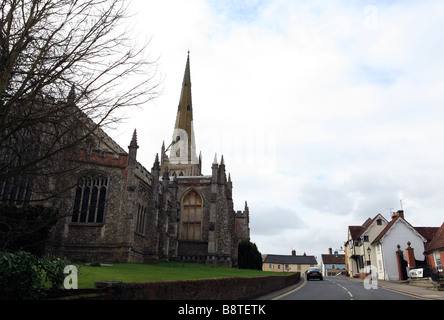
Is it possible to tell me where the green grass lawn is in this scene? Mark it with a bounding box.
[77,262,280,288]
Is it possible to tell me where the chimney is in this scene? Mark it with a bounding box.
[328,248,332,255]
[291,250,296,256]
[392,210,404,220]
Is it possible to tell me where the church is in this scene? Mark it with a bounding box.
[45,53,250,266]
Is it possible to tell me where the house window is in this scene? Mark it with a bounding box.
[180,190,203,241]
[364,235,369,242]
[434,251,443,272]
[72,174,108,223]
[377,219,382,225]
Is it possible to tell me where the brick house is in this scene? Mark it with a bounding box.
[424,222,444,273]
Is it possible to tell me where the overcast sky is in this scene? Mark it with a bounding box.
[111,0,444,261]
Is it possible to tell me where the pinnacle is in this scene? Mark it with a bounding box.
[129,129,138,148]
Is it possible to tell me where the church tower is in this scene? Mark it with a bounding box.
[161,52,201,177]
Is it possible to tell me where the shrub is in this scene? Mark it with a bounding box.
[0,251,71,299]
[38,255,71,289]
[238,240,263,270]
[0,251,40,299]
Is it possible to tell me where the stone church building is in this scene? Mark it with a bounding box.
[45,54,250,266]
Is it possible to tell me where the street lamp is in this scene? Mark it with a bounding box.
[367,246,371,266]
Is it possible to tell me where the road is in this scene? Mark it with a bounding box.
[271,277,420,300]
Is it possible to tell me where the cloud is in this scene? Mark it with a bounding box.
[112,1,444,257]
[250,205,306,236]
[297,179,355,216]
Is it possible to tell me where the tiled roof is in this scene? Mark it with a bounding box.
[425,223,444,253]
[349,214,387,240]
[263,254,317,265]
[414,227,439,242]
[321,254,345,264]
[348,226,364,240]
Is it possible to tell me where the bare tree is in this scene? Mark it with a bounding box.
[0,0,160,204]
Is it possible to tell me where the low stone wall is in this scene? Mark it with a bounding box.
[95,273,300,300]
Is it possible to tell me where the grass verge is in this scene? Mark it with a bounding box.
[77,262,280,288]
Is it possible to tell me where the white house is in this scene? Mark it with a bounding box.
[345,214,388,277]
[371,210,428,281]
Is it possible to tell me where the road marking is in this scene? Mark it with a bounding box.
[272,277,307,300]
[326,279,353,300]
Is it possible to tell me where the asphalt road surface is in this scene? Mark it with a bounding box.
[272,277,419,300]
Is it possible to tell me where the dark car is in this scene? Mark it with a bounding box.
[306,267,323,281]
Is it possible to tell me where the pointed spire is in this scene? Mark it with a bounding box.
[171,52,197,164]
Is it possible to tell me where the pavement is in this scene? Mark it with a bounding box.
[343,276,444,300]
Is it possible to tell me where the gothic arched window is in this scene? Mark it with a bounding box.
[180,190,202,241]
[71,174,108,223]
[135,185,149,235]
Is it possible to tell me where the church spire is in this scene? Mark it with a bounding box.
[170,52,197,164]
